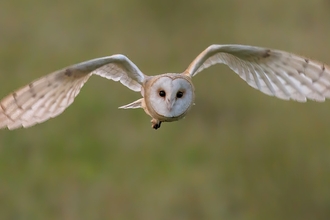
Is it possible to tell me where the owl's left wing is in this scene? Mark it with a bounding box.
[185,44,330,102]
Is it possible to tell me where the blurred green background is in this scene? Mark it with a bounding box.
[1,0,330,219]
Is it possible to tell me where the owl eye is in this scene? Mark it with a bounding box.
[159,90,166,97]
[176,91,183,98]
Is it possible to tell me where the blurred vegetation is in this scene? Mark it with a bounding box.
[1,0,330,219]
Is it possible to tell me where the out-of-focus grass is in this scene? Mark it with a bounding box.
[1,0,330,219]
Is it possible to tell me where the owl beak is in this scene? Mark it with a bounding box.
[166,99,175,111]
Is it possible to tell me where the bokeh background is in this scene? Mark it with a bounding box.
[1,0,330,219]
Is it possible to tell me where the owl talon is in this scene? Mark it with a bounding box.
[151,119,162,129]
[153,122,161,129]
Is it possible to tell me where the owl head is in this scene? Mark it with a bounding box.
[143,74,195,122]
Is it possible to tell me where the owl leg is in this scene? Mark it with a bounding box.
[151,118,162,129]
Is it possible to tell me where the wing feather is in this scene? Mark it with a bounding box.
[0,54,145,129]
[186,44,330,102]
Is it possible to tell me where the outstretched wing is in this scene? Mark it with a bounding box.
[0,54,146,130]
[185,44,330,102]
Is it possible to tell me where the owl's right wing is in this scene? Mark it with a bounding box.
[0,54,146,130]
[185,44,330,102]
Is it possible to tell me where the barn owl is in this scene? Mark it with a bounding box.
[0,44,330,130]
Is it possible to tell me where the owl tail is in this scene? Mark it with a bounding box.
[118,98,143,109]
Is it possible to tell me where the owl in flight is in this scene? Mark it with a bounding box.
[0,44,329,130]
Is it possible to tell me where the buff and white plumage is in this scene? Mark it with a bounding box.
[0,44,329,130]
